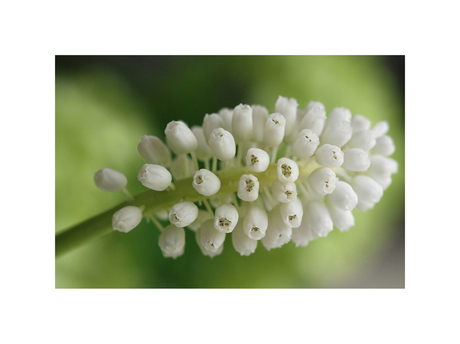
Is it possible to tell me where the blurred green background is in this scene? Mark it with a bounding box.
[55,56,405,288]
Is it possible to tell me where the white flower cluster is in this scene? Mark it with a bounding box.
[94,96,397,259]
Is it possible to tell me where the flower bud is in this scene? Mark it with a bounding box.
[371,121,389,138]
[351,114,371,133]
[137,164,172,191]
[232,220,258,256]
[365,155,398,190]
[112,206,143,233]
[202,113,225,141]
[94,168,128,192]
[170,155,194,180]
[159,224,186,258]
[346,130,376,151]
[243,204,268,240]
[351,175,384,211]
[371,135,395,156]
[187,209,212,232]
[192,169,221,196]
[251,105,269,142]
[200,219,226,253]
[308,167,338,196]
[208,128,236,161]
[214,203,239,233]
[165,120,198,155]
[320,107,353,147]
[300,101,326,136]
[271,179,297,203]
[196,226,224,258]
[237,174,260,202]
[245,148,270,172]
[137,135,172,167]
[291,129,320,159]
[304,200,333,237]
[275,96,298,136]
[315,144,344,168]
[326,181,358,211]
[277,157,299,183]
[291,207,319,247]
[232,104,253,142]
[279,198,303,228]
[261,206,292,250]
[169,201,199,227]
[342,148,371,171]
[191,126,213,162]
[326,203,355,232]
[263,113,286,148]
[218,108,233,132]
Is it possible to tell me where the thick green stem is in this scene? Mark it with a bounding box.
[56,164,281,258]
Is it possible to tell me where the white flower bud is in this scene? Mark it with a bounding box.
[304,200,333,237]
[208,128,236,161]
[263,113,286,148]
[169,201,199,228]
[112,206,143,233]
[245,148,270,172]
[159,224,186,258]
[279,198,303,228]
[191,126,213,162]
[187,210,212,232]
[237,174,259,202]
[271,179,297,203]
[192,169,221,196]
[165,120,198,155]
[137,164,172,191]
[275,96,298,136]
[351,114,371,133]
[170,155,194,180]
[243,204,268,240]
[196,226,224,258]
[315,144,344,168]
[218,108,233,132]
[291,206,319,247]
[232,104,253,142]
[320,107,353,147]
[232,220,258,256]
[342,148,371,171]
[326,203,355,232]
[351,175,384,211]
[346,129,376,151]
[214,203,239,233]
[365,155,398,190]
[291,129,320,159]
[371,135,395,156]
[371,121,389,138]
[94,168,128,192]
[326,181,358,211]
[300,101,326,136]
[251,105,269,142]
[202,113,225,141]
[200,219,226,253]
[137,135,172,167]
[308,167,338,196]
[277,158,299,183]
[261,206,292,250]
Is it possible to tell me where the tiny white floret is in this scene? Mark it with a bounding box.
[94,168,128,193]
[137,164,172,191]
[165,121,198,155]
[169,201,199,228]
[112,206,143,233]
[245,148,270,172]
[276,157,299,183]
[214,203,239,233]
[208,128,236,161]
[237,174,260,202]
[192,169,221,196]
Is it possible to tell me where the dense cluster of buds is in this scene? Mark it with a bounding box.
[94,96,397,258]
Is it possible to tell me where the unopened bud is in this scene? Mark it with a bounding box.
[112,206,143,233]
[94,168,127,192]
[137,164,172,191]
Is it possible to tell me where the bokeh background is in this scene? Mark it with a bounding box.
[55,56,405,288]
